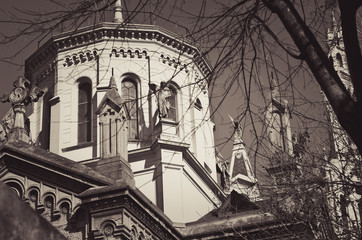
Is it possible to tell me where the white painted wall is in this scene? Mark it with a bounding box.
[27,27,223,223]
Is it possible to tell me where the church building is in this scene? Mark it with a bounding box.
[0,1,311,239]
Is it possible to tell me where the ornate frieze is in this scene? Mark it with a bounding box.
[26,24,213,84]
[26,45,57,73]
[160,54,189,73]
[63,50,99,67]
[110,48,148,59]
[33,61,57,85]
[84,194,179,240]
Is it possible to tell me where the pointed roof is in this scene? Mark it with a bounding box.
[270,72,280,100]
[232,153,248,177]
[96,74,129,118]
[108,74,118,90]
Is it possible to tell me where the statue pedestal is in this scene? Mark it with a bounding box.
[154,119,178,141]
[8,104,30,143]
[93,156,135,188]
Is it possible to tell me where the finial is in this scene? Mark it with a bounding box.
[270,72,281,100]
[270,72,278,91]
[108,68,118,90]
[114,0,124,23]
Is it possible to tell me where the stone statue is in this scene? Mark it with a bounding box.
[149,81,171,119]
[229,114,243,143]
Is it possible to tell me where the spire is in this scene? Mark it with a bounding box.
[108,68,118,90]
[331,10,337,33]
[114,0,124,23]
[270,72,280,99]
[227,113,259,200]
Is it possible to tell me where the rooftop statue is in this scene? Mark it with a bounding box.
[229,114,243,144]
[149,81,171,119]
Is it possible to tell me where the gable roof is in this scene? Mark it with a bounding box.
[96,88,130,120]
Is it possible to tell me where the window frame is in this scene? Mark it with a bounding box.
[121,77,139,140]
[77,79,92,144]
[166,84,178,122]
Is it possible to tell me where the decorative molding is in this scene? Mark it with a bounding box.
[49,96,60,107]
[110,48,148,59]
[0,159,5,171]
[193,72,208,94]
[63,49,99,67]
[25,24,213,84]
[85,195,178,240]
[2,173,76,223]
[196,78,208,94]
[26,46,57,73]
[160,54,189,73]
[61,141,95,152]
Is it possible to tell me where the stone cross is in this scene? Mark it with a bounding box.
[0,76,43,143]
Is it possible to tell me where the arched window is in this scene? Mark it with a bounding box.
[121,79,138,139]
[5,181,24,198]
[78,81,92,143]
[167,85,177,121]
[336,53,343,67]
[130,227,138,240]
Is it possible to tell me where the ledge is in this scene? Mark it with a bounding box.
[159,118,178,125]
[62,141,95,152]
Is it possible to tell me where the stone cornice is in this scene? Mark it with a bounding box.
[81,185,181,240]
[25,23,213,83]
[0,141,113,191]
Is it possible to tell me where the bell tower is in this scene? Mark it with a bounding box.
[265,75,293,155]
[326,11,352,93]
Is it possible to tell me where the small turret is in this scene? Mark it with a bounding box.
[94,71,134,187]
[227,115,259,201]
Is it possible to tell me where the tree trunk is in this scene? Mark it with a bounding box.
[262,0,362,156]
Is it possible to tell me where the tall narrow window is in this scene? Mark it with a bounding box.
[41,92,52,150]
[121,79,138,139]
[167,85,177,121]
[336,53,343,67]
[78,82,92,143]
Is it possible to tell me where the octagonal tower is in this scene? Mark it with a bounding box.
[25,3,224,223]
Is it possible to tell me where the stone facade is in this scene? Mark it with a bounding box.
[0,2,312,239]
[323,12,361,237]
[24,20,222,224]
